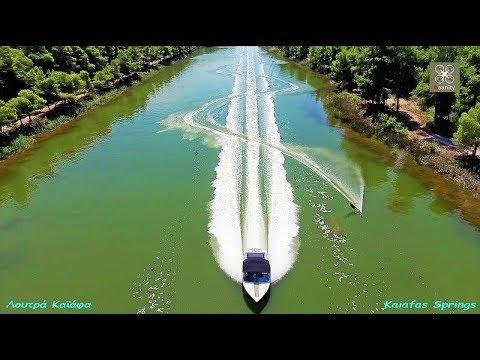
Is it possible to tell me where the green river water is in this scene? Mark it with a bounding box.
[1,46,479,314]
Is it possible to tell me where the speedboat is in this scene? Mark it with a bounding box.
[242,250,271,302]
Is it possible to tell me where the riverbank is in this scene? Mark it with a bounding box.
[324,92,479,192]
[267,47,480,193]
[0,50,199,161]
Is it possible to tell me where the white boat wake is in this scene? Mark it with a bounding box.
[158,46,364,283]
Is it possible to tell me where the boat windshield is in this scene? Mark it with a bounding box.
[243,272,270,283]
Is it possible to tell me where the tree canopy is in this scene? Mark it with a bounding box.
[0,103,17,130]
[277,45,480,141]
[454,102,480,158]
[0,45,197,126]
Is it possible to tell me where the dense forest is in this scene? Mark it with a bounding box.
[0,46,197,129]
[276,46,480,158]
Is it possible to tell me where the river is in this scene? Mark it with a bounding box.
[1,46,479,313]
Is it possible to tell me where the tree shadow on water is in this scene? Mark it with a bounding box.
[242,287,270,314]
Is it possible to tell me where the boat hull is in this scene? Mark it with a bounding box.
[242,282,270,302]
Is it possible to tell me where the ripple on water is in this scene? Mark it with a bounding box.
[298,173,386,313]
[131,234,182,314]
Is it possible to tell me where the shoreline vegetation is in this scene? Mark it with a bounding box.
[267,46,480,193]
[0,46,201,160]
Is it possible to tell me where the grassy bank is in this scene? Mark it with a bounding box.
[0,86,128,160]
[266,47,479,192]
[324,91,479,191]
[0,53,195,161]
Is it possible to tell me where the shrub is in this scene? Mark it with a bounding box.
[374,113,408,135]
[0,134,33,158]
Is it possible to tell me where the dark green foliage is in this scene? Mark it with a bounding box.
[275,45,480,144]
[24,66,45,88]
[413,47,458,135]
[0,46,198,158]
[278,46,309,60]
[6,90,46,121]
[0,47,34,100]
[0,134,31,157]
[35,77,59,105]
[374,113,408,135]
[308,46,340,70]
[452,47,480,122]
[273,45,480,188]
[93,67,114,88]
[6,96,31,120]
[414,73,456,136]
[19,46,54,72]
[0,103,17,129]
[331,48,358,90]
[18,89,46,115]
[389,46,421,111]
[354,46,393,104]
[79,70,92,91]
[116,47,142,75]
[1,45,196,107]
[84,46,108,74]
[454,102,480,158]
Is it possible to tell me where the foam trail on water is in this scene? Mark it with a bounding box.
[244,47,267,252]
[161,105,364,213]
[284,145,364,212]
[159,46,365,282]
[257,48,299,282]
[207,47,245,282]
